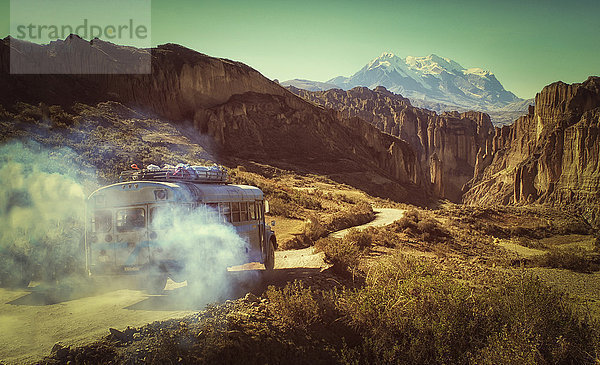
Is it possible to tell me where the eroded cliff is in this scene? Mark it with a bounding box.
[463,77,600,227]
[288,86,495,201]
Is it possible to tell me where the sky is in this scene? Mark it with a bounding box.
[1,0,599,98]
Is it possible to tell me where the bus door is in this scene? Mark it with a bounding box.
[244,201,260,260]
[257,200,266,261]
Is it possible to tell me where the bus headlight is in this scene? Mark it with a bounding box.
[154,189,167,200]
[105,234,113,242]
[149,231,157,240]
[99,249,109,263]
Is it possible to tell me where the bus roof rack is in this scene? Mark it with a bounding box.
[119,164,229,184]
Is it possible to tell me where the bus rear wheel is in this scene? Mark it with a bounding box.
[264,239,275,271]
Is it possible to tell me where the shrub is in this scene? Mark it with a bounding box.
[280,213,327,250]
[362,226,398,247]
[0,104,14,120]
[266,280,336,330]
[417,217,450,243]
[394,210,449,244]
[290,190,322,210]
[267,197,298,218]
[475,273,597,364]
[15,102,43,123]
[328,203,374,232]
[314,237,360,275]
[344,229,372,251]
[282,205,375,250]
[49,106,77,129]
[533,246,599,273]
[338,255,598,365]
[341,255,488,364]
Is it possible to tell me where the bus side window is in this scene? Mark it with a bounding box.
[248,202,256,220]
[220,202,231,223]
[241,202,248,221]
[232,202,241,223]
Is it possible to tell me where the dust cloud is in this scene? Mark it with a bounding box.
[0,140,93,287]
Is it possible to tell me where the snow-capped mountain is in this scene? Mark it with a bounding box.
[282,52,526,113]
[279,79,338,91]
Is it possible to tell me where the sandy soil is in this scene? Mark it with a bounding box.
[0,283,196,364]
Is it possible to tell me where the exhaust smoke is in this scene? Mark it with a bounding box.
[150,205,253,303]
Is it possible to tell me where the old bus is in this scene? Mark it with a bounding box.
[84,165,276,292]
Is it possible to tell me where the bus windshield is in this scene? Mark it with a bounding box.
[116,208,145,232]
[149,206,173,229]
[93,210,112,233]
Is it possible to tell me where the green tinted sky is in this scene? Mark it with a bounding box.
[2,0,599,98]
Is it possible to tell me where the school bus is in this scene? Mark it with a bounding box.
[85,165,276,292]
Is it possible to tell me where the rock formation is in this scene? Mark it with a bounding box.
[463,77,600,227]
[0,36,429,204]
[1,35,286,120]
[287,86,495,202]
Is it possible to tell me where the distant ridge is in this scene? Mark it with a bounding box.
[279,79,338,92]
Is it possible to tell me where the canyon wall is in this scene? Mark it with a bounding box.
[463,77,600,227]
[288,86,495,201]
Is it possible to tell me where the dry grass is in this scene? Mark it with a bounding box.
[265,254,600,365]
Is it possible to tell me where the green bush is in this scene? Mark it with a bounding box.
[328,203,374,232]
[281,204,374,250]
[533,246,599,273]
[474,273,597,364]
[266,280,336,330]
[344,229,372,251]
[395,208,419,230]
[267,197,298,218]
[314,236,360,275]
[341,255,487,364]
[15,102,43,123]
[394,210,449,244]
[50,106,77,129]
[362,226,398,247]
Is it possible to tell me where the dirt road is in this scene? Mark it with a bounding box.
[331,208,406,238]
[0,208,404,364]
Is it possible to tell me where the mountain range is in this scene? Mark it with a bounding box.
[281,52,534,125]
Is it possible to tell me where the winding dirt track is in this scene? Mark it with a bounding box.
[331,208,406,239]
[0,208,405,364]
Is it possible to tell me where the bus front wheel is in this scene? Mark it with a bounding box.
[264,239,275,271]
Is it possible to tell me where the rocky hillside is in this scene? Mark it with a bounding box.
[287,85,495,202]
[0,36,430,204]
[463,77,600,227]
[3,35,286,119]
